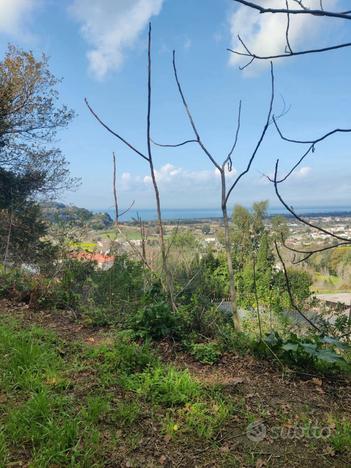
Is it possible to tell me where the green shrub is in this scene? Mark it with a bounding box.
[131,301,180,340]
[260,331,350,370]
[87,337,158,384]
[217,324,254,355]
[189,342,222,365]
[0,268,35,302]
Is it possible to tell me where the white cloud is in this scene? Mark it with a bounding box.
[294,166,312,178]
[229,0,338,73]
[70,0,164,79]
[184,37,192,50]
[0,0,40,37]
[121,163,237,192]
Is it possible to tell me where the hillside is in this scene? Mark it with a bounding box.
[40,202,113,230]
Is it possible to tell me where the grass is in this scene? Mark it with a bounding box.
[330,419,351,454]
[0,322,64,392]
[165,400,233,440]
[0,428,8,468]
[121,366,202,406]
[0,311,350,466]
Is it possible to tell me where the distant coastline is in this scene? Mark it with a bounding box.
[92,206,351,223]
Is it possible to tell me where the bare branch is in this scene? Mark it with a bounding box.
[285,0,293,54]
[118,200,135,218]
[269,144,314,184]
[228,40,351,63]
[151,138,197,148]
[225,62,275,204]
[112,152,119,225]
[223,100,242,171]
[283,239,351,264]
[84,98,149,162]
[232,0,351,20]
[273,116,351,145]
[273,159,351,243]
[274,240,321,332]
[172,50,222,172]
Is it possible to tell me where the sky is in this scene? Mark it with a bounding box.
[0,0,350,213]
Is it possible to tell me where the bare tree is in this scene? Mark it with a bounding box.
[85,24,175,309]
[153,52,275,331]
[230,0,351,70]
[232,0,351,274]
[232,0,351,338]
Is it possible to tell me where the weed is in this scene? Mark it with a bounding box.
[330,419,351,454]
[183,400,232,439]
[189,342,222,365]
[112,400,142,426]
[83,395,110,424]
[122,366,202,406]
[85,337,158,387]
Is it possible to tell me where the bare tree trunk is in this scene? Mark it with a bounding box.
[138,215,147,264]
[3,209,14,272]
[221,172,241,331]
[146,24,175,310]
[85,25,175,308]
[112,152,119,226]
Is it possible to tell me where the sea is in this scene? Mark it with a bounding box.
[97,206,351,223]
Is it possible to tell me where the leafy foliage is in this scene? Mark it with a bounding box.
[189,342,222,365]
[131,301,179,340]
[261,331,350,369]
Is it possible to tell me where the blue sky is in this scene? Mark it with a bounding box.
[0,0,350,212]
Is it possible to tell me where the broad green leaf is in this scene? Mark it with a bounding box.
[316,350,344,363]
[282,343,298,352]
[321,336,350,351]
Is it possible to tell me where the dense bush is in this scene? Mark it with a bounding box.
[131,301,180,340]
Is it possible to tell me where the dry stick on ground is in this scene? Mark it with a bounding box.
[153,55,275,331]
[85,24,175,310]
[229,1,351,69]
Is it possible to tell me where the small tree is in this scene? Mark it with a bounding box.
[153,53,275,331]
[0,45,76,267]
[85,25,175,308]
[0,44,76,196]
